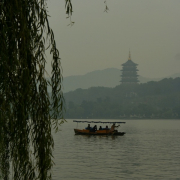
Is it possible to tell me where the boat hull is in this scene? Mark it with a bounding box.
[74,129,125,136]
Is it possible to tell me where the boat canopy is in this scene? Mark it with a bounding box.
[73,120,126,124]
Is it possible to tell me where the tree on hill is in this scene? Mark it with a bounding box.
[64,78,180,119]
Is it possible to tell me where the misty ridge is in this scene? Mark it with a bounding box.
[62,68,180,93]
[46,67,180,119]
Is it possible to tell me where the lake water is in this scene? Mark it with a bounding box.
[52,119,180,180]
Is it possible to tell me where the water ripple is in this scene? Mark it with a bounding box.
[53,120,180,180]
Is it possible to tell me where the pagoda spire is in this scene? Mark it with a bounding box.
[128,49,131,60]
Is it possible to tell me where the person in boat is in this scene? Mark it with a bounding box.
[86,124,91,130]
[92,125,97,132]
[99,126,102,130]
[110,123,120,132]
[102,125,109,130]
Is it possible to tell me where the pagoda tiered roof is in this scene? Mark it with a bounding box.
[120,50,139,84]
[122,59,138,66]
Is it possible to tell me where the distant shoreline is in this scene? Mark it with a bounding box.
[66,118,180,120]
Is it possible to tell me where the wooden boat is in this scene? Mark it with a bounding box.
[73,120,126,136]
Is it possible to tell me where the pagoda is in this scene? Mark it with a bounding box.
[120,51,139,84]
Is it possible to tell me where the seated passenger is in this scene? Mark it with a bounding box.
[99,126,102,130]
[86,124,91,130]
[102,125,109,130]
[92,125,97,132]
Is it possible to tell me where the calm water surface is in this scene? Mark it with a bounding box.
[53,119,180,180]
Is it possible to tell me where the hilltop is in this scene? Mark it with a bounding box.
[62,68,180,92]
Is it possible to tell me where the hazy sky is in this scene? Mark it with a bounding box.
[46,0,180,78]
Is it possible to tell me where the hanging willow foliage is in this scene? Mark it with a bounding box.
[0,0,72,179]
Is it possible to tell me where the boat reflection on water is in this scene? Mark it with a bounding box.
[73,120,126,136]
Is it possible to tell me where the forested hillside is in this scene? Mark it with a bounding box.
[64,78,180,119]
